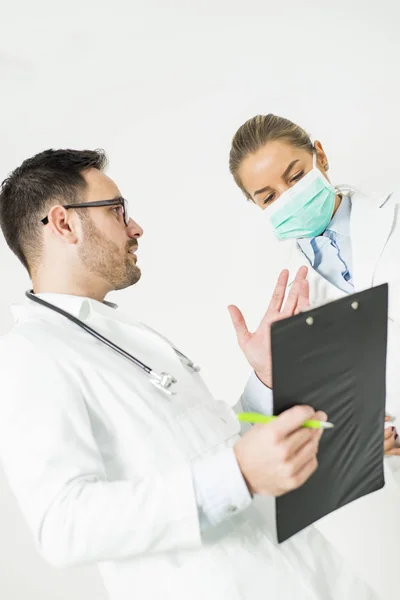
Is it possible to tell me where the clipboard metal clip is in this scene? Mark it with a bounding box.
[305,299,360,327]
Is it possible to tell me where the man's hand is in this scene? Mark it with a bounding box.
[384,416,400,456]
[228,267,310,388]
[234,405,326,497]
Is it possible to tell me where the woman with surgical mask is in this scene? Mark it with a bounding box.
[228,113,400,599]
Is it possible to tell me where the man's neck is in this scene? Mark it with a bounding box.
[32,272,109,303]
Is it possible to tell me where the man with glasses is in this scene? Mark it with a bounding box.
[0,149,377,600]
[41,196,130,225]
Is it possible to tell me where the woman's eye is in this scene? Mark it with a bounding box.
[290,171,305,183]
[263,194,275,205]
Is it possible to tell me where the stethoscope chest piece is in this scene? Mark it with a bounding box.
[149,372,177,396]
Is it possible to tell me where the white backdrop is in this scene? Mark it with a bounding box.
[0,1,399,598]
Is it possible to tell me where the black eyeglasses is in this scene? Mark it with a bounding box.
[41,197,129,226]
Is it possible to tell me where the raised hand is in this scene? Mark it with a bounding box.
[228,267,309,388]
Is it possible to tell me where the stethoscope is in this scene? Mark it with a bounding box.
[25,290,200,396]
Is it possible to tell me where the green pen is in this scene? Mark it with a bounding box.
[238,412,335,429]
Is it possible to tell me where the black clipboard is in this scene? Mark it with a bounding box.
[271,284,388,543]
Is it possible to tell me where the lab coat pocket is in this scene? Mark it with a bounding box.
[174,399,240,461]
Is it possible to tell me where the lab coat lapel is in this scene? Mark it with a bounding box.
[350,191,395,290]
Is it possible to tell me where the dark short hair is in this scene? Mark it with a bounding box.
[0,148,108,273]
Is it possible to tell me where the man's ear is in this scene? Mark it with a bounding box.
[45,206,79,244]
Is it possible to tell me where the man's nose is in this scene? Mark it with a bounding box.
[127,218,143,239]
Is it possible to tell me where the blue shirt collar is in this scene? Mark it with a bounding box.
[296,195,352,265]
[297,194,351,247]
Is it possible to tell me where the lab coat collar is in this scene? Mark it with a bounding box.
[12,292,119,324]
[36,293,118,319]
[350,190,396,290]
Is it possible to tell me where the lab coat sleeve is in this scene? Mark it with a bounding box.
[189,373,275,529]
[383,321,400,453]
[192,447,252,529]
[240,371,274,415]
[0,336,202,567]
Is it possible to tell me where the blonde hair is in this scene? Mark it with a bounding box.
[229,114,314,199]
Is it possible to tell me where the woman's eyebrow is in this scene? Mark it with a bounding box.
[254,160,300,196]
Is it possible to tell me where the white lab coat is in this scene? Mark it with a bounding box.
[0,295,378,600]
[285,187,400,598]
[288,187,400,417]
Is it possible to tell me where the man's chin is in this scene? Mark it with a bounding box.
[114,267,142,291]
[131,266,141,285]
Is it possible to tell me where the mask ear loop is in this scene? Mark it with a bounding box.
[310,140,339,199]
[314,143,341,197]
[311,139,330,173]
[312,152,317,169]
[310,139,317,169]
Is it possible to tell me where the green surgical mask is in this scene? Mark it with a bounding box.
[268,158,336,241]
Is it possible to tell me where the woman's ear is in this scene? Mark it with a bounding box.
[314,140,329,172]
